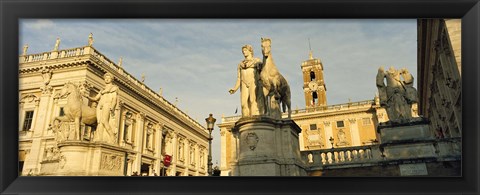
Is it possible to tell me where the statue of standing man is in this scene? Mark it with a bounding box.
[229,45,265,117]
[85,73,118,144]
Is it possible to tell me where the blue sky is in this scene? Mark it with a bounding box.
[20,19,417,165]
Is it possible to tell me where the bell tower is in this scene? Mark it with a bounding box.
[301,50,327,108]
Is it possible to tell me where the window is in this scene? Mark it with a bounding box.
[310,71,316,81]
[312,92,318,105]
[309,124,317,130]
[123,123,130,142]
[336,121,344,128]
[59,107,65,116]
[22,111,34,131]
[362,118,371,125]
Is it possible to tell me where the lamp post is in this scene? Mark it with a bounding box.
[205,113,216,176]
[329,136,334,149]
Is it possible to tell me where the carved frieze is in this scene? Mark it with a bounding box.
[100,153,123,171]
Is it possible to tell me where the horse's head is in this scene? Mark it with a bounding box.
[261,37,271,57]
[59,82,78,98]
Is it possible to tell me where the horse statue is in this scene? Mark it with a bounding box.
[376,66,417,121]
[260,38,292,119]
[53,82,97,141]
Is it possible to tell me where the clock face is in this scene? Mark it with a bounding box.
[308,81,318,90]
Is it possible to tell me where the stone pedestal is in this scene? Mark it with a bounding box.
[39,141,129,176]
[230,116,307,176]
[378,117,435,160]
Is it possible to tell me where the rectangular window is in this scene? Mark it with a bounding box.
[362,118,371,125]
[22,111,34,131]
[336,121,344,128]
[309,124,317,130]
[59,107,65,116]
[124,123,130,142]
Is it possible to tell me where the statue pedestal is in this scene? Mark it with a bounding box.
[377,118,436,160]
[39,141,128,176]
[230,116,306,176]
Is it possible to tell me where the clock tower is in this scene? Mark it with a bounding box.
[301,51,327,108]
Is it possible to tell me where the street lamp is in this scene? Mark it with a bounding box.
[205,113,216,176]
[329,136,334,149]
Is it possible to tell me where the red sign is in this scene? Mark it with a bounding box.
[163,155,172,167]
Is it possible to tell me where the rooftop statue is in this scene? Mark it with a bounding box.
[376,66,417,121]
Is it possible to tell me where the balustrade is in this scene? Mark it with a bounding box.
[302,145,378,166]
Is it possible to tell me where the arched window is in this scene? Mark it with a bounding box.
[310,71,316,81]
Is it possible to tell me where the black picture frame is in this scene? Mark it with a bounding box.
[1,0,479,194]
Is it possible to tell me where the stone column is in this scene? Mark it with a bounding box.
[348,118,361,146]
[22,92,53,175]
[323,121,333,148]
[219,129,227,169]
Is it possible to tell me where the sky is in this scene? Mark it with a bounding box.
[20,19,417,166]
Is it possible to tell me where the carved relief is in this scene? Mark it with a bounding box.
[40,67,53,95]
[43,146,62,162]
[100,153,123,171]
[244,132,259,151]
[348,118,356,124]
[323,121,331,127]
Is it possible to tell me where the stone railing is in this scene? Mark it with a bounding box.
[295,100,375,114]
[20,46,207,133]
[20,47,86,63]
[221,100,375,123]
[301,145,381,168]
[301,137,462,169]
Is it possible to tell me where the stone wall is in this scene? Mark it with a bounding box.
[311,160,460,176]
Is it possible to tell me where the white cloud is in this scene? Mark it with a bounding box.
[25,19,56,30]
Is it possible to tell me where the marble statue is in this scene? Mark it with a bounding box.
[22,44,28,56]
[260,38,292,119]
[88,33,94,46]
[85,73,118,144]
[376,66,417,121]
[229,44,265,117]
[40,67,53,94]
[54,38,60,51]
[53,82,97,141]
[41,67,52,86]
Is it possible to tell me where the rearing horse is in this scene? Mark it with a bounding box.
[54,82,97,140]
[260,38,292,119]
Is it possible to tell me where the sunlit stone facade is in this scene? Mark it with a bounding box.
[18,39,209,176]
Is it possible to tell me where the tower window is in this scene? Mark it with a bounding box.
[312,92,318,106]
[310,71,316,81]
[309,124,317,130]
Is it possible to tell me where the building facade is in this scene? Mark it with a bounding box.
[18,36,209,176]
[417,19,462,139]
